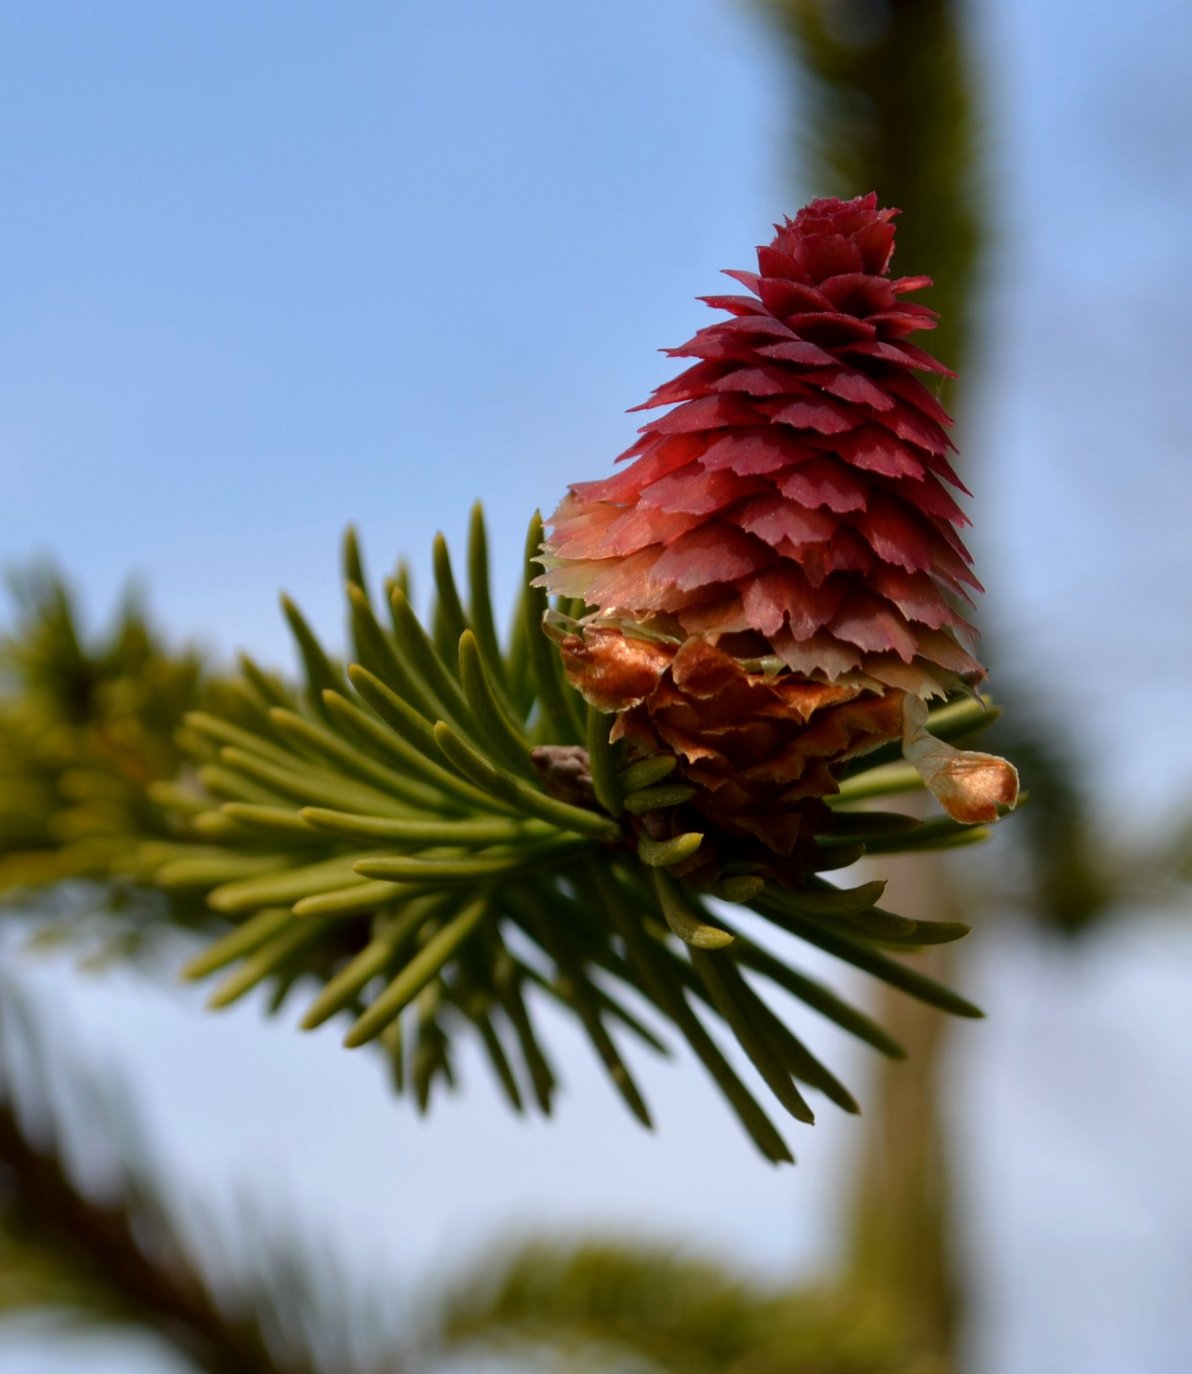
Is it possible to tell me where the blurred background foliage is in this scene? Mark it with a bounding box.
[0,568,202,893]
[1,1,1190,1371]
[0,975,413,1374]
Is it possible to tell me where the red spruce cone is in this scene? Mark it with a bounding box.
[539,196,1014,879]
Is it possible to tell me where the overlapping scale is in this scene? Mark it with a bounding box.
[540,194,983,699]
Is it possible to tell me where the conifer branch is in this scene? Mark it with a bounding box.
[0,506,1014,1163]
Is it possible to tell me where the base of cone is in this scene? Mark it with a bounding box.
[552,623,918,883]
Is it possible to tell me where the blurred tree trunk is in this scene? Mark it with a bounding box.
[753,3,985,1366]
[757,0,982,379]
[848,880,964,1370]
[753,7,1118,1361]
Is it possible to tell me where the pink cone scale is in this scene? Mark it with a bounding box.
[540,195,983,700]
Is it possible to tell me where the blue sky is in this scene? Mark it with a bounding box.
[1,0,784,657]
[3,1,1192,1371]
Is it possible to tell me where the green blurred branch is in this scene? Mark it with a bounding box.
[440,1238,936,1374]
[0,567,204,898]
[0,974,411,1374]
